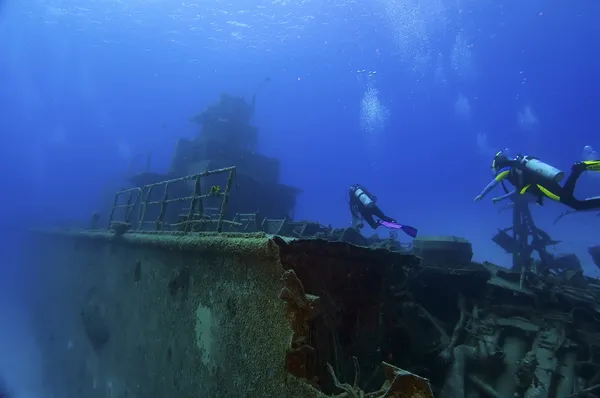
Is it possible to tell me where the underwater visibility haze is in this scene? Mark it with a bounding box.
[1,0,600,396]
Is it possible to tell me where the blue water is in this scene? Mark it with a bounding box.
[0,1,599,394]
[3,0,600,267]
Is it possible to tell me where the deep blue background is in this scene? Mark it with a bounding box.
[1,0,599,273]
[0,1,600,394]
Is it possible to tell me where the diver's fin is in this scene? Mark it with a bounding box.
[400,225,418,238]
[378,220,398,229]
[379,220,418,238]
[583,160,600,171]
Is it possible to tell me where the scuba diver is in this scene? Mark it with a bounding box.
[348,184,418,238]
[474,150,600,211]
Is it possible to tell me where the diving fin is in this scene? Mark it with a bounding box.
[379,220,418,238]
[400,225,418,238]
[583,160,600,171]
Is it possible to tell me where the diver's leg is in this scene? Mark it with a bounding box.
[561,163,586,198]
[371,205,395,223]
[555,162,599,211]
[363,212,379,229]
[582,160,600,170]
[565,197,600,211]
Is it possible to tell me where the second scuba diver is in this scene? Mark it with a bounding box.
[474,151,600,211]
[348,184,418,238]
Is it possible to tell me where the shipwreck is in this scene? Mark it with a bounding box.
[26,93,600,398]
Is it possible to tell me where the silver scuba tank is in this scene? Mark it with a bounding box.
[354,188,373,206]
[520,156,564,182]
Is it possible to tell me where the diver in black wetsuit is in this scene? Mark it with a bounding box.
[474,151,600,211]
[348,184,397,229]
[348,184,418,237]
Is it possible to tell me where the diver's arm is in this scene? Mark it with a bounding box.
[350,203,360,218]
[492,190,516,203]
[350,204,362,228]
[475,167,511,201]
[476,178,500,199]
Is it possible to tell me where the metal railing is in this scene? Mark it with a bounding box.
[108,166,237,233]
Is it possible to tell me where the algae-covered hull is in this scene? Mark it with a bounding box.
[26,230,430,398]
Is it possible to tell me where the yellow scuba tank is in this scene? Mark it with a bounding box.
[519,156,564,182]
